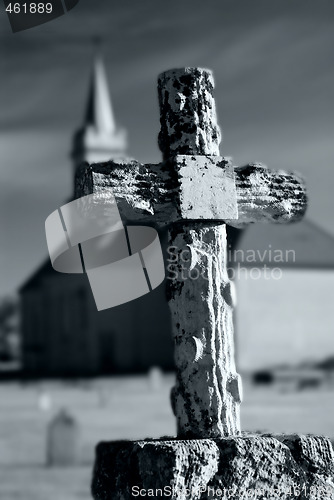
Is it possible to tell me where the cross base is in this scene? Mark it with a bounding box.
[92,435,334,499]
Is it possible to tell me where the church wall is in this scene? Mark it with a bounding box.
[96,283,173,373]
[42,272,100,376]
[132,284,173,371]
[21,271,100,377]
[94,229,174,374]
[236,269,334,372]
[21,290,46,374]
[21,268,175,377]
[97,303,138,373]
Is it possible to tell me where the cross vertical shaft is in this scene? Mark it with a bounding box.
[158,68,242,438]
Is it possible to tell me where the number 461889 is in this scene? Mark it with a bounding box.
[5,3,53,14]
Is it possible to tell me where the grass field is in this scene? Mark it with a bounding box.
[1,375,334,499]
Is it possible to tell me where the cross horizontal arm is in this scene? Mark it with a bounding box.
[75,159,176,223]
[226,163,307,228]
[75,159,307,226]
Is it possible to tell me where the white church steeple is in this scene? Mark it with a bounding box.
[72,50,127,171]
[85,55,116,133]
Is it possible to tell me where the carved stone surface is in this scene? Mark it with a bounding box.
[75,158,179,224]
[92,435,334,500]
[168,223,241,439]
[174,155,238,220]
[158,68,222,159]
[226,163,308,228]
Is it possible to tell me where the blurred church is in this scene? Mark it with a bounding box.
[18,52,334,379]
[19,52,174,377]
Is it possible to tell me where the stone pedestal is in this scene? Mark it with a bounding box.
[92,435,334,500]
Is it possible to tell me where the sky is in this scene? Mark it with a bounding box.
[1,0,334,372]
[1,0,334,299]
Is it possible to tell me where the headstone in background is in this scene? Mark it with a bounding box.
[147,366,163,392]
[97,384,109,408]
[46,408,81,466]
[37,390,53,412]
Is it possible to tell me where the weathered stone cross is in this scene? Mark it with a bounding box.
[76,67,307,439]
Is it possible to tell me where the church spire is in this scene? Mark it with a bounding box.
[84,54,116,133]
[72,47,127,177]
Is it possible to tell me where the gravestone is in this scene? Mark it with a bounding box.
[37,389,52,412]
[97,385,109,408]
[46,408,81,466]
[74,68,334,499]
[148,366,163,392]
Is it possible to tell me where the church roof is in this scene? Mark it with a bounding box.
[20,259,54,293]
[20,219,334,294]
[229,219,334,269]
[84,54,116,133]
